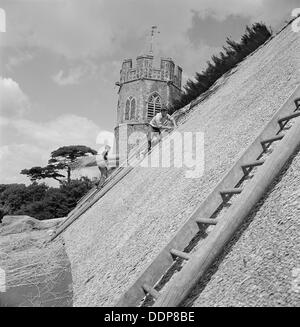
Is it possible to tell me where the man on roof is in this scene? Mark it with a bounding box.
[147,104,177,152]
[96,144,111,188]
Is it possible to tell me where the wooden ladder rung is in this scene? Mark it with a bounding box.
[220,188,243,201]
[170,249,191,261]
[278,112,300,128]
[142,284,160,299]
[241,159,265,174]
[196,218,219,225]
[261,134,284,151]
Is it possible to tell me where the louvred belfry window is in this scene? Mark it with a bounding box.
[147,93,161,119]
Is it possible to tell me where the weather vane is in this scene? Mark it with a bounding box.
[149,25,160,54]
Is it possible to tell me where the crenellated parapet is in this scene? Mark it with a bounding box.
[118,55,182,89]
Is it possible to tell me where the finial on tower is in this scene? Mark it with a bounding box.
[149,25,160,54]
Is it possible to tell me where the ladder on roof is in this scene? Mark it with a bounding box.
[116,85,300,307]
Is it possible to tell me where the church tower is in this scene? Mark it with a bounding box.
[114,27,183,163]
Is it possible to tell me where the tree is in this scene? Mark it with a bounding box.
[0,177,94,221]
[0,183,49,220]
[20,165,66,184]
[169,22,272,113]
[49,145,97,183]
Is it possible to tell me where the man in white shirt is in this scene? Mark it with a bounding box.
[147,104,177,152]
[96,144,111,188]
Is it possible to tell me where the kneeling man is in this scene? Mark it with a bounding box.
[147,105,177,152]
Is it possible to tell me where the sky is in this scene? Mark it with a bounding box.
[0,0,298,185]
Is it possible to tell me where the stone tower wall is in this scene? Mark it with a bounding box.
[115,54,183,162]
[117,79,182,124]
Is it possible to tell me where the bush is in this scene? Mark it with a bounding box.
[169,23,272,114]
[0,177,93,221]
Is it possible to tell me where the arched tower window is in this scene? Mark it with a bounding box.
[130,98,136,120]
[147,93,161,119]
[124,96,136,121]
[125,98,131,121]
